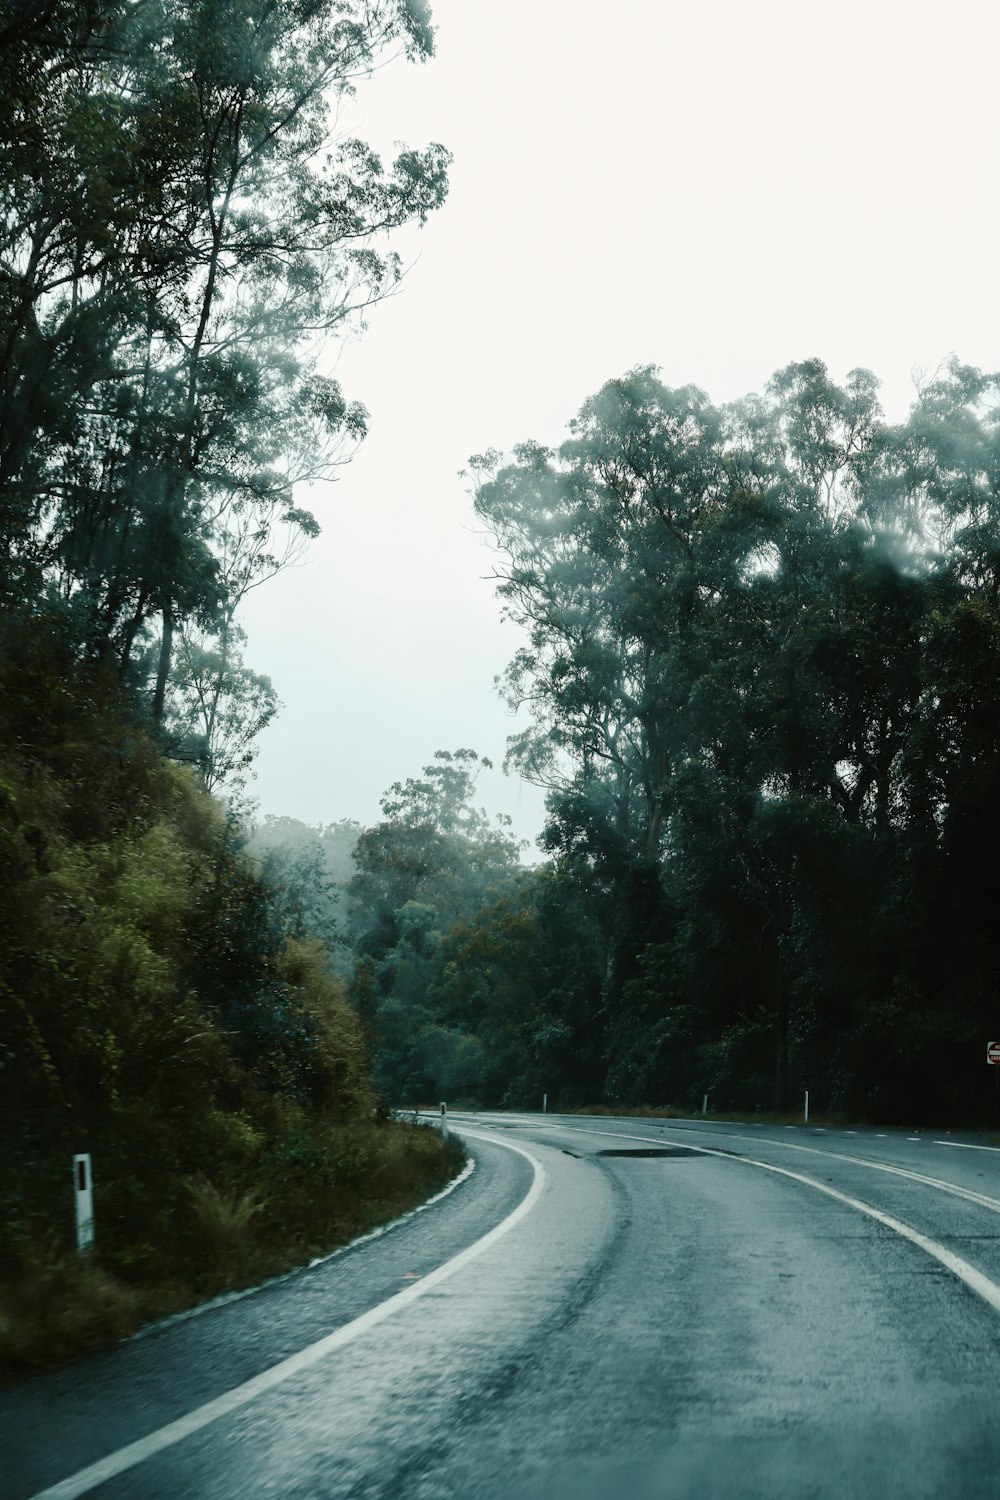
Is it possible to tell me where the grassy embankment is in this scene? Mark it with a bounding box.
[567,1104,849,1126]
[0,616,464,1378]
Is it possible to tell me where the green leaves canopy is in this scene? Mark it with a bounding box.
[0,0,449,714]
[471,359,1000,1119]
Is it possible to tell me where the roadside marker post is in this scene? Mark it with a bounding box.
[542,1093,547,1114]
[439,1102,448,1141]
[702,1093,709,1116]
[988,1043,1000,1125]
[73,1153,94,1254]
[804,1090,810,1124]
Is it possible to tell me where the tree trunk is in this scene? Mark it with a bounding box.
[151,604,173,724]
[775,974,790,1112]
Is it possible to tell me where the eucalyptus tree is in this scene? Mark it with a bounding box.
[0,0,449,718]
[349,749,523,950]
[866,362,1000,1110]
[474,363,926,1107]
[478,376,705,897]
[0,0,194,609]
[476,357,1000,1115]
[167,620,279,794]
[472,369,771,1039]
[347,750,524,1100]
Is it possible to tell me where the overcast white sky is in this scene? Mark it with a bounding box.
[240,0,1000,851]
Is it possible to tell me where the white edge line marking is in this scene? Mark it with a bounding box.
[521,1114,1000,1216]
[933,1139,1000,1153]
[29,1132,545,1500]
[702,1133,1000,1215]
[546,1122,1000,1316]
[539,1116,1000,1218]
[132,1157,477,1343]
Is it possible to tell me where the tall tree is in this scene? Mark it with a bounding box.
[166,620,279,794]
[473,360,1000,1116]
[1,0,449,719]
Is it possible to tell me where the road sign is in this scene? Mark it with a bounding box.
[988,1042,1000,1065]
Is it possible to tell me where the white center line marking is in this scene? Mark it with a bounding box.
[544,1122,1000,1316]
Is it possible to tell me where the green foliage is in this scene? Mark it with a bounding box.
[0,0,461,1380]
[183,1175,263,1282]
[349,750,523,944]
[0,0,449,725]
[248,814,362,962]
[343,751,529,1103]
[0,622,462,1375]
[462,359,1000,1123]
[167,622,280,794]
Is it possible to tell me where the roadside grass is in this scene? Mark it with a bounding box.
[435,1102,852,1127]
[431,1102,1000,1131]
[434,1102,1000,1131]
[564,1104,856,1127]
[0,1119,466,1381]
[436,1103,853,1127]
[184,1176,264,1284]
[564,1106,1000,1131]
[0,1256,175,1373]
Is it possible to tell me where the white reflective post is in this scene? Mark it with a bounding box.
[73,1153,94,1253]
[542,1093,547,1114]
[439,1102,448,1141]
[702,1093,709,1116]
[804,1090,810,1124]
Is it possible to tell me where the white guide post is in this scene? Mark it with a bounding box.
[542,1093,547,1114]
[804,1090,810,1124]
[439,1102,448,1141]
[702,1093,709,1116]
[73,1153,94,1253]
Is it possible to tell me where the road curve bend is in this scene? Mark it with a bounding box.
[5,1113,1000,1499]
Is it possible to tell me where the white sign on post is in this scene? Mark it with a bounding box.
[73,1153,94,1253]
[987,1042,1000,1065]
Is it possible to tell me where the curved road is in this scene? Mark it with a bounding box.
[5,1113,1000,1498]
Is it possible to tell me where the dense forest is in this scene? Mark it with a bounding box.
[470,359,1000,1125]
[261,360,1000,1128]
[4,0,1000,1381]
[0,0,462,1372]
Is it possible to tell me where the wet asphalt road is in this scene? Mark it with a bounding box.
[5,1113,1000,1499]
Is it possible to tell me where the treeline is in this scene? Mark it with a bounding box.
[473,358,1000,1124]
[0,1,459,1373]
[255,750,598,1107]
[303,362,1000,1126]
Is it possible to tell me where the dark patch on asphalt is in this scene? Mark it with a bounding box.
[597,1147,698,1159]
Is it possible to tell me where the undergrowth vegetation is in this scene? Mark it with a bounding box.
[0,615,464,1378]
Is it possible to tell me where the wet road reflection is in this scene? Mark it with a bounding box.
[7,1115,1000,1499]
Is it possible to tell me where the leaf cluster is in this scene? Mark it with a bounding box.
[464,359,1000,1123]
